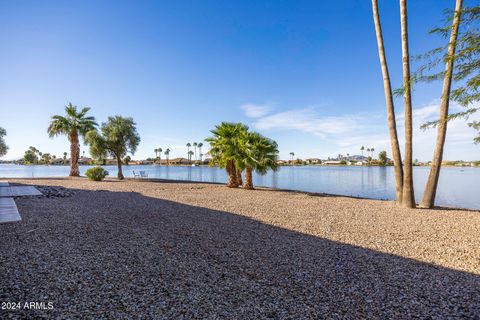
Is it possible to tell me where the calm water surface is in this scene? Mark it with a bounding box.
[0,164,478,210]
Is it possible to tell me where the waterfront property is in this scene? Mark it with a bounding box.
[2,164,477,209]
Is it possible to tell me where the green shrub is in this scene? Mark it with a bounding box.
[85,166,109,181]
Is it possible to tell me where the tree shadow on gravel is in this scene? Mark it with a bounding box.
[0,184,479,319]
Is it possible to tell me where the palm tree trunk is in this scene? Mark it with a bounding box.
[400,0,415,208]
[116,155,124,180]
[226,160,238,188]
[244,167,254,190]
[420,0,463,208]
[69,131,80,177]
[372,0,404,205]
[236,168,243,186]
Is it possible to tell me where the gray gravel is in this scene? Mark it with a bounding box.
[1,178,479,319]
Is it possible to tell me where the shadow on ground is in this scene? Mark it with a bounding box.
[0,183,479,318]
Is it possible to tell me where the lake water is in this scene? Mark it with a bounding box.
[0,164,478,210]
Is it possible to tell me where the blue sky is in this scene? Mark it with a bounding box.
[0,0,478,161]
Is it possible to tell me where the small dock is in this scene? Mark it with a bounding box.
[0,181,42,223]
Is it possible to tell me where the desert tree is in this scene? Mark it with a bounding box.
[85,116,140,180]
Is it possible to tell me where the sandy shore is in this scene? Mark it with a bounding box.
[1,177,479,318]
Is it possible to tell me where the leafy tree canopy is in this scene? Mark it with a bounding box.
[0,127,8,157]
[85,116,140,161]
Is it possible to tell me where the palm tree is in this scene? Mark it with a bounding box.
[47,103,97,176]
[154,148,158,160]
[289,152,295,161]
[158,147,163,165]
[239,131,279,190]
[165,148,170,165]
[188,150,194,162]
[371,147,375,158]
[63,152,67,164]
[361,146,365,157]
[198,142,203,161]
[186,143,191,163]
[371,0,404,204]
[85,116,140,179]
[400,0,415,208]
[420,0,463,208]
[193,142,198,162]
[205,122,248,188]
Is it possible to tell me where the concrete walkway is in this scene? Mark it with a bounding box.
[0,181,42,223]
[0,198,21,223]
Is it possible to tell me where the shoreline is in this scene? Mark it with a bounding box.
[4,176,479,212]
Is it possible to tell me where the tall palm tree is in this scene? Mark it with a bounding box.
[193,142,198,161]
[154,148,158,160]
[158,147,163,165]
[400,0,415,208]
[186,143,191,163]
[371,147,375,158]
[206,122,248,188]
[361,146,365,157]
[420,0,463,208]
[371,0,404,204]
[63,152,67,165]
[188,150,194,163]
[47,103,97,176]
[165,148,170,165]
[289,152,294,161]
[239,131,279,190]
[198,142,203,161]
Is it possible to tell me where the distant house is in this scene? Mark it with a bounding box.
[169,158,190,165]
[323,160,342,165]
[305,158,321,165]
[51,158,66,165]
[78,157,93,165]
[288,159,303,165]
[138,160,154,165]
[277,160,288,165]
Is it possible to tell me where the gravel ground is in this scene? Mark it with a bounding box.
[1,178,479,319]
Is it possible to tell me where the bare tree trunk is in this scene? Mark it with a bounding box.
[420,0,463,208]
[236,168,243,186]
[69,131,80,177]
[244,167,254,190]
[116,155,124,180]
[372,0,404,205]
[226,160,238,188]
[400,0,415,208]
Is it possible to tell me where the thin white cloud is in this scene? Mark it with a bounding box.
[241,103,272,118]
[253,108,363,138]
